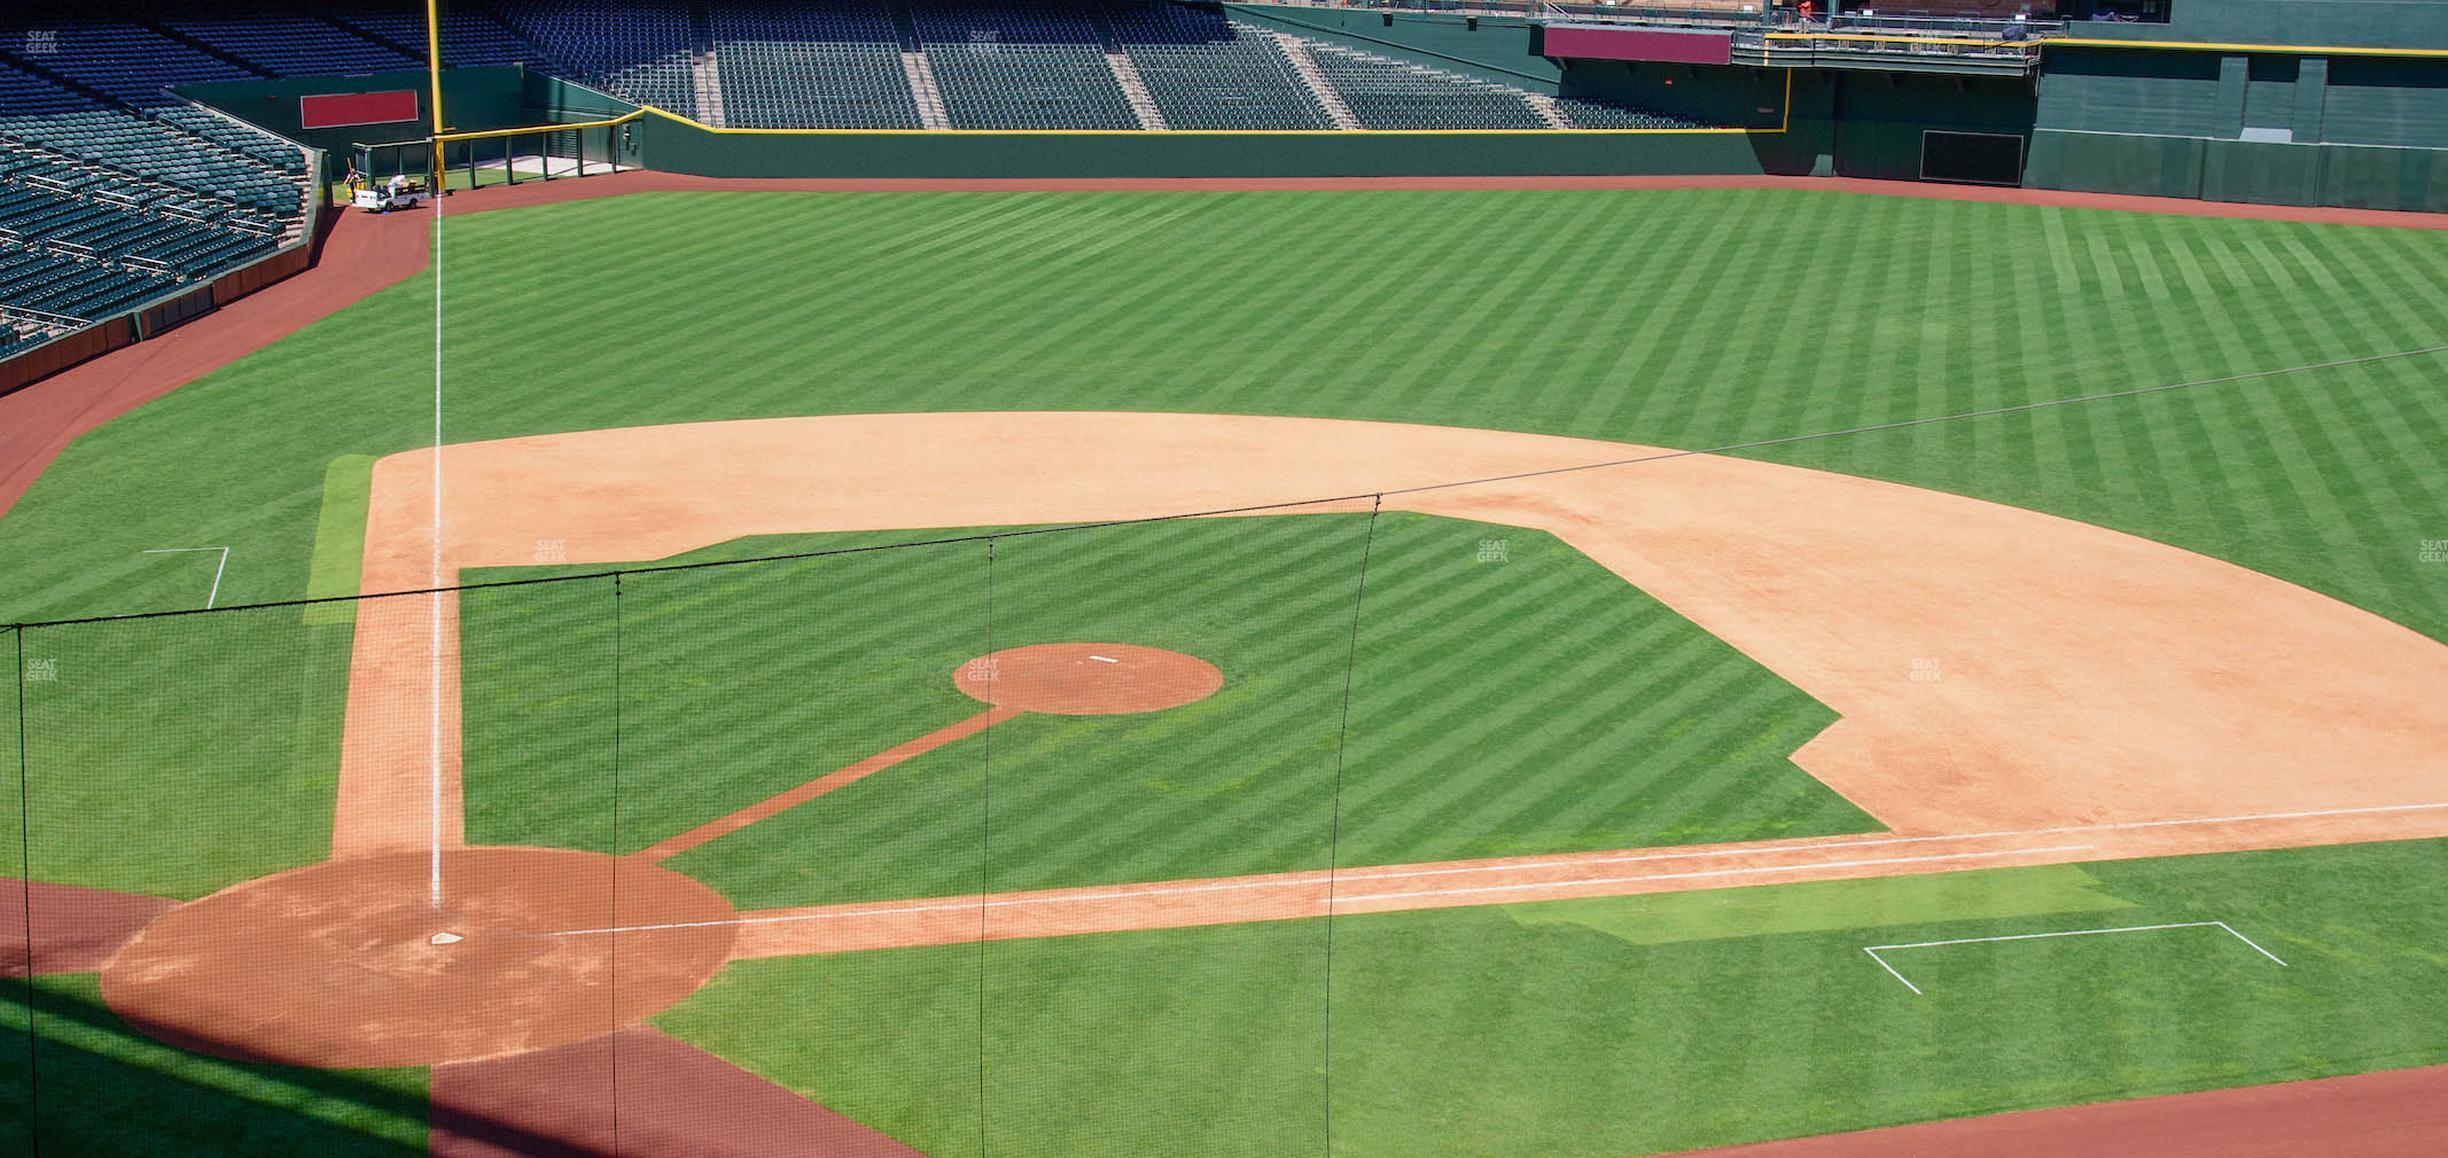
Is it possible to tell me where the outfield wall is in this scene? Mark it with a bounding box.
[626,113,1817,178]
[182,68,628,179]
[171,47,2447,211]
[2060,0,2448,50]
[2026,45,2448,210]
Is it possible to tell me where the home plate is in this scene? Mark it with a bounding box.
[430,932,465,946]
[1089,655,1120,664]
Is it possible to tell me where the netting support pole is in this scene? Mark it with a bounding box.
[426,0,447,193]
[11,626,37,1156]
[1319,495,1383,1157]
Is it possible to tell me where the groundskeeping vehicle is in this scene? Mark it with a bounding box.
[353,178,430,213]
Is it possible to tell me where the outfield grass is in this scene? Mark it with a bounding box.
[656,839,2448,1157]
[457,513,1869,906]
[2,189,2436,899]
[0,187,2443,1149]
[2,190,2442,642]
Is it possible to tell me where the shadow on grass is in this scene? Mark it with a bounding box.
[0,974,626,1157]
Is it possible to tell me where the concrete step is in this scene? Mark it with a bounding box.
[1106,52,1167,131]
[902,52,951,130]
[1271,33,1360,131]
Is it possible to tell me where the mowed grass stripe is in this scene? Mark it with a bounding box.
[8,189,2448,902]
[462,512,1863,908]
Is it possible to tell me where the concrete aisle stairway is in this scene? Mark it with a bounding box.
[686,2,726,127]
[890,1,950,130]
[1105,53,1167,131]
[1087,5,1165,131]
[1271,34,1360,129]
[1523,91,1573,129]
[901,52,951,130]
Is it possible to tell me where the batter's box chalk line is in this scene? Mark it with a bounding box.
[1861,920,2288,996]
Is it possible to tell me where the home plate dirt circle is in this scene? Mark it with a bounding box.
[98,847,737,1070]
[955,642,1223,715]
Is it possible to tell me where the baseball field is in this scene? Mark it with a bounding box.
[1,178,2445,1155]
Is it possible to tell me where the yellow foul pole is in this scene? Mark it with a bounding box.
[427,0,446,187]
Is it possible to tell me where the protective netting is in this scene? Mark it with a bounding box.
[0,508,1397,1154]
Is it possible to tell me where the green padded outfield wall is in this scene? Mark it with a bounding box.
[626,115,1809,178]
[1826,73,2036,180]
[2034,47,2228,137]
[2029,40,2448,209]
[180,67,530,176]
[1563,65,2032,181]
[2324,56,2448,147]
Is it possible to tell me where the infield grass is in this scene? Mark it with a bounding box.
[456,512,1870,906]
[0,187,2444,1150]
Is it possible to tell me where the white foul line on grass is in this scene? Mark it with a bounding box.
[1862,920,2289,996]
[429,185,446,911]
[140,546,230,608]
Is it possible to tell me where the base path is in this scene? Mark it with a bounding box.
[714,804,2448,957]
[1671,1063,2448,1158]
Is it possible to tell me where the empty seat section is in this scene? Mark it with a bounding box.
[915,0,1139,129]
[1300,41,1547,129]
[710,0,919,128]
[0,59,104,117]
[1553,96,1710,129]
[1106,4,1328,129]
[0,242,178,322]
[492,0,698,117]
[166,11,421,76]
[328,1,557,68]
[0,17,257,107]
[0,111,303,217]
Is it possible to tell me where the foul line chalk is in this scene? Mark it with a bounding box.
[1862,919,2288,996]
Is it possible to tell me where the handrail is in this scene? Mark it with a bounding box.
[0,305,91,332]
[430,106,649,146]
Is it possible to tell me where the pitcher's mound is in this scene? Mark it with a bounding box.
[99,847,736,1069]
[956,643,1222,715]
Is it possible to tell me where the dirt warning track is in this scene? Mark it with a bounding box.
[1671,1062,2448,1157]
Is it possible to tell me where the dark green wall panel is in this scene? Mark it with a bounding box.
[2322,56,2448,147]
[2321,143,2448,209]
[2063,0,2448,51]
[2036,48,2226,136]
[179,67,532,176]
[632,118,1803,178]
[2025,127,2206,197]
[2199,137,2323,201]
